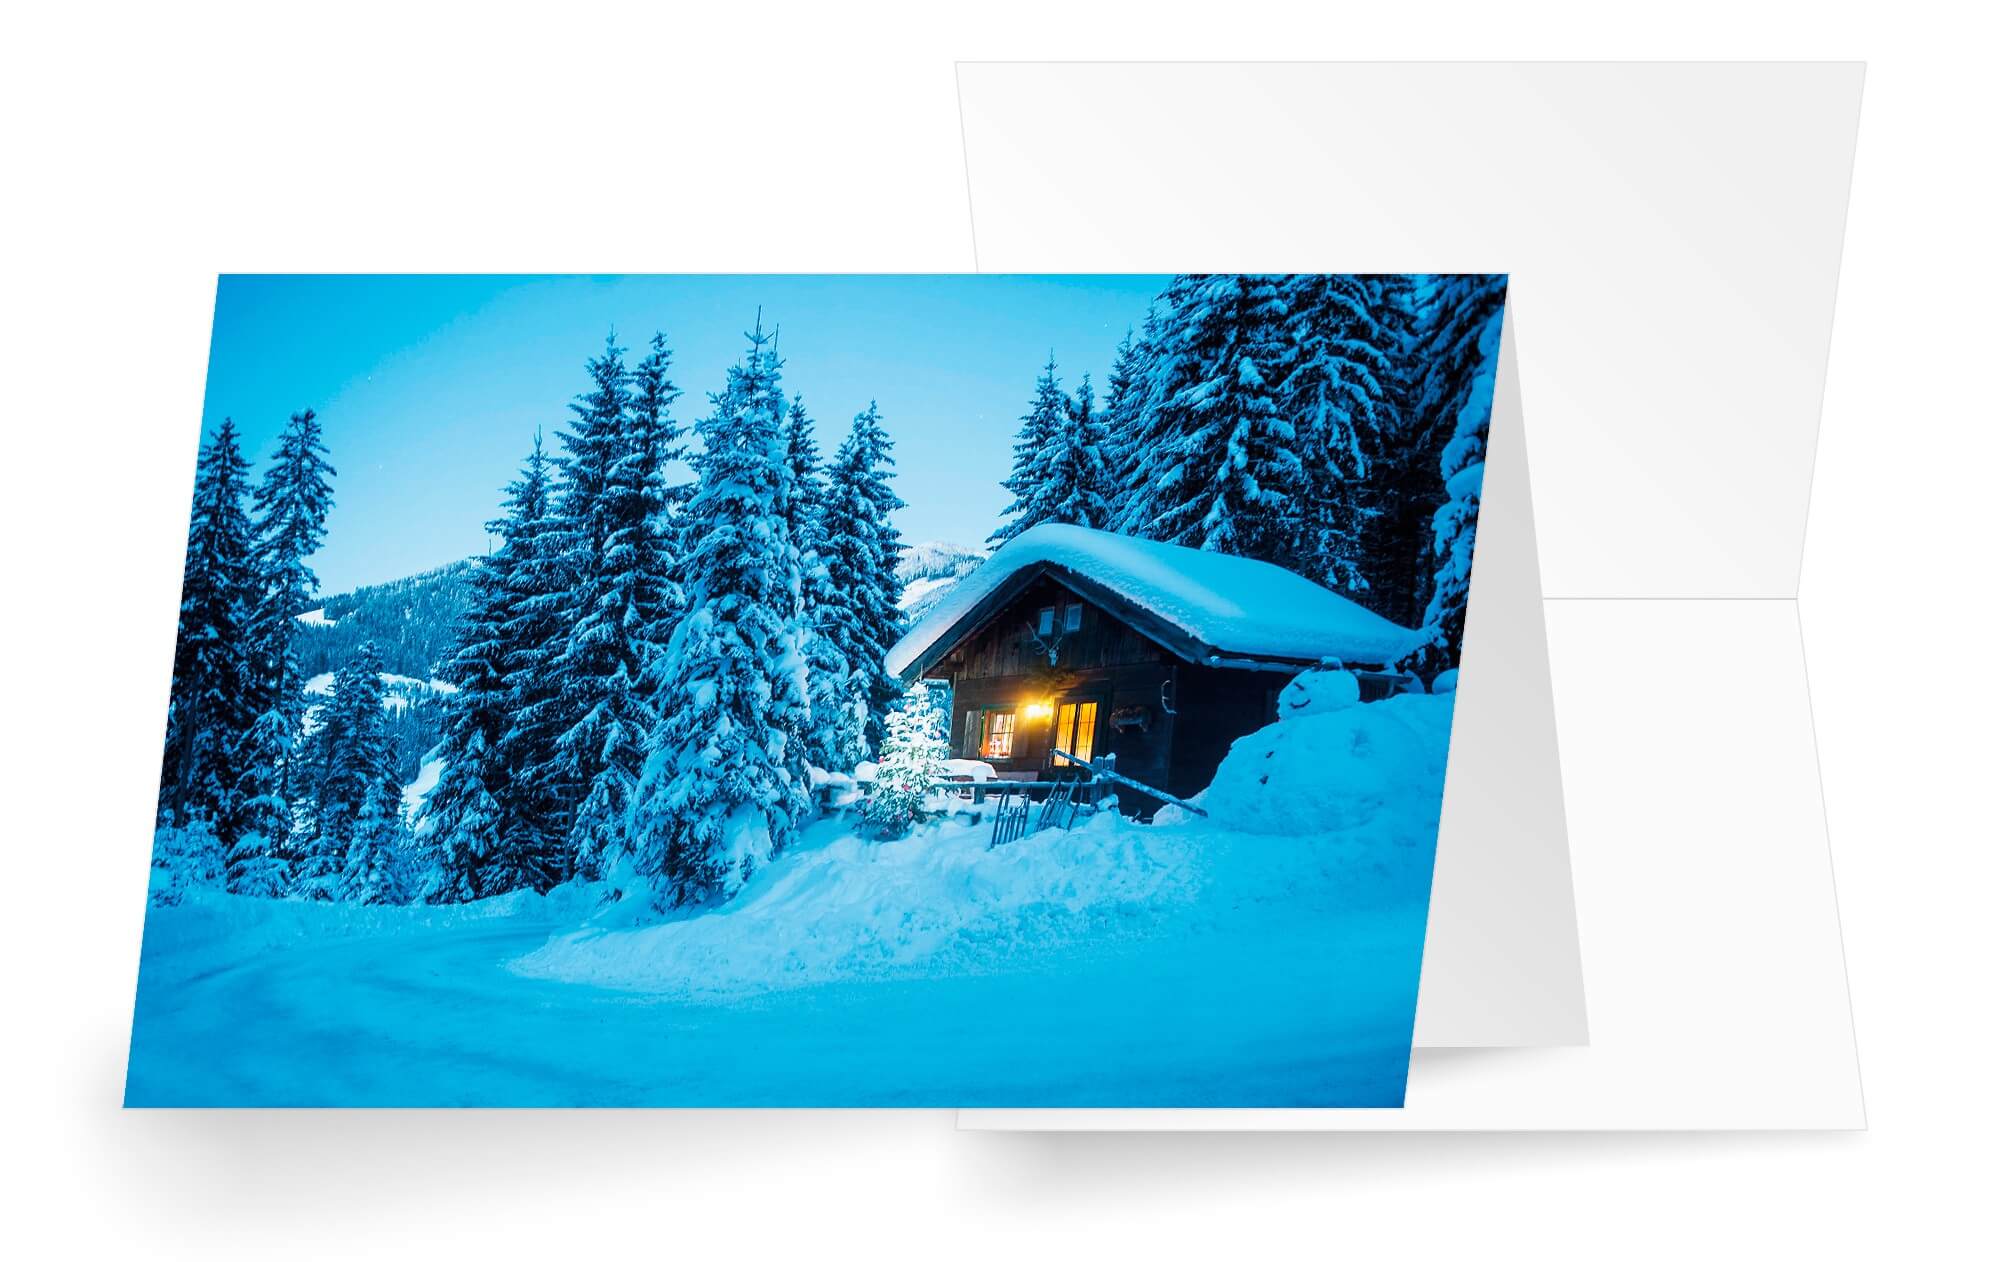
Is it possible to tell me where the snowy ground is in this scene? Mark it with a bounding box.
[126,692,1449,1107]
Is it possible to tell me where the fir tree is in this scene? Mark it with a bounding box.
[243,407,336,867]
[149,817,225,906]
[159,418,259,838]
[245,409,336,724]
[492,438,573,882]
[783,395,826,561]
[785,396,860,772]
[861,683,950,838]
[296,642,390,898]
[820,401,906,753]
[1280,274,1410,595]
[522,333,633,847]
[557,333,686,878]
[1099,325,1147,520]
[1129,275,1304,565]
[629,318,811,906]
[423,438,565,900]
[619,332,688,635]
[1407,277,1508,678]
[1050,372,1113,529]
[340,777,411,905]
[224,708,294,897]
[1108,302,1183,535]
[989,354,1071,544]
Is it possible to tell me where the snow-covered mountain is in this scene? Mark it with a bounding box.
[294,559,478,681]
[895,540,985,621]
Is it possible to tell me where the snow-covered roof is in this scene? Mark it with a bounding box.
[885,523,1417,678]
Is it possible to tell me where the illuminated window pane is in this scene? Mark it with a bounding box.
[1063,603,1082,632]
[1037,607,1055,637]
[981,710,1016,759]
[1051,701,1098,765]
[1072,702,1097,763]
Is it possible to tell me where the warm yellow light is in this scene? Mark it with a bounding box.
[1023,701,1053,721]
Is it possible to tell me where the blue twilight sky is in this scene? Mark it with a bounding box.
[197,275,1170,595]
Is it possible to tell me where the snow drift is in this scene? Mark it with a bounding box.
[1203,691,1452,838]
[514,691,1452,999]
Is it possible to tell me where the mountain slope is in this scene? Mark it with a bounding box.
[295,559,477,680]
[895,540,984,621]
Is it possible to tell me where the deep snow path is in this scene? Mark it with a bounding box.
[126,901,1420,1107]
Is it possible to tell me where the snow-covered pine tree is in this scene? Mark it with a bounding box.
[1050,372,1113,529]
[1128,275,1304,566]
[224,708,294,896]
[244,410,336,734]
[629,318,812,906]
[492,437,574,882]
[242,407,336,870]
[861,682,950,838]
[783,395,826,560]
[989,354,1071,544]
[624,334,688,636]
[1099,325,1146,524]
[148,816,225,906]
[339,776,411,906]
[521,334,633,853]
[1279,274,1411,596]
[423,437,565,901]
[1109,298,1190,537]
[557,333,688,878]
[820,401,906,753]
[1406,276,1508,679]
[785,395,860,773]
[159,418,259,839]
[296,642,390,898]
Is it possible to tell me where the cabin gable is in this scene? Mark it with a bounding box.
[937,573,1166,682]
[921,572,1289,812]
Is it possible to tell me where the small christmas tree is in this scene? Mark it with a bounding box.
[862,683,950,838]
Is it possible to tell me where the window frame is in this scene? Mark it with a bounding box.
[976,706,1019,760]
[1051,698,1101,766]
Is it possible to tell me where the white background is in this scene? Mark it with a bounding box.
[1,2,1993,1257]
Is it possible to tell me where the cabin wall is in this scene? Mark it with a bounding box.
[1166,663,1291,802]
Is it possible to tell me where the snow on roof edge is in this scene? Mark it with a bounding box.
[885,524,1417,678]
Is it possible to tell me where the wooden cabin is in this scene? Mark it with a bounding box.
[885,524,1419,815]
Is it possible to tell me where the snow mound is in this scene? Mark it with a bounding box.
[886,523,1417,676]
[514,699,1454,1001]
[511,808,1200,998]
[1203,693,1454,837]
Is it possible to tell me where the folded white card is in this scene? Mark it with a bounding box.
[955,61,1864,1129]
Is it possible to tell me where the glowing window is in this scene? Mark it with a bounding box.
[1063,602,1083,632]
[980,710,1017,759]
[1052,701,1098,765]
